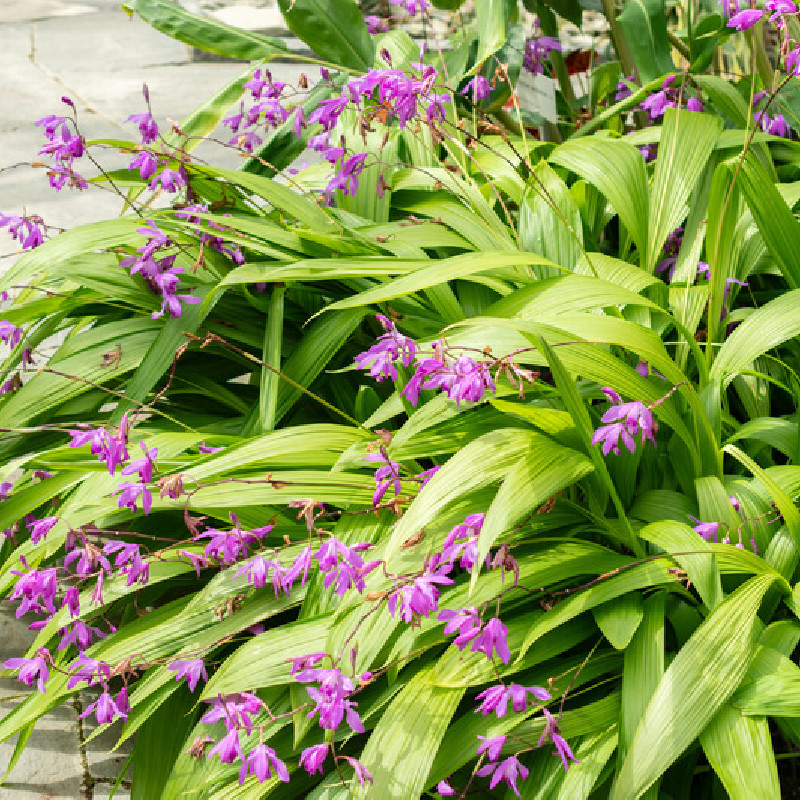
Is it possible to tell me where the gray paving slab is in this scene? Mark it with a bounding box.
[78,705,132,784]
[92,787,132,800]
[0,606,85,799]
[1,0,105,25]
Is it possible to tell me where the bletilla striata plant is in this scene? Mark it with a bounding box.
[3,0,800,797]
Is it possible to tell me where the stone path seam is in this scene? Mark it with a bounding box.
[28,24,127,133]
[73,694,93,800]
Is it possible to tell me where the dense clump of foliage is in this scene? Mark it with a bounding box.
[4,0,800,797]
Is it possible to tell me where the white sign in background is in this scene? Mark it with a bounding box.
[515,71,558,123]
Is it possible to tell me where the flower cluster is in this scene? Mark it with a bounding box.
[126,87,159,144]
[691,494,763,550]
[167,658,209,692]
[8,560,59,618]
[304,64,449,197]
[80,687,131,725]
[354,314,416,381]
[0,319,23,348]
[592,388,658,456]
[449,693,576,796]
[729,1,797,32]
[119,219,200,319]
[461,75,492,104]
[640,75,703,122]
[355,315,501,406]
[315,536,379,596]
[198,686,370,787]
[3,648,50,693]
[363,451,404,506]
[195,513,273,565]
[390,0,430,17]
[294,665,365,733]
[35,100,87,191]
[173,204,244,265]
[68,416,131,474]
[523,33,562,76]
[364,14,388,33]
[0,213,45,250]
[69,420,160,516]
[752,90,791,138]
[387,554,453,623]
[728,2,800,86]
[123,85,188,191]
[224,68,289,154]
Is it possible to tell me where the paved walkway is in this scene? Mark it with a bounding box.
[0,606,132,799]
[0,1,298,797]
[0,0,284,264]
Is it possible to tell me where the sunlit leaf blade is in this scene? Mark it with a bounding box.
[550,137,649,261]
[277,0,375,71]
[129,0,290,60]
[592,592,643,650]
[353,670,463,800]
[646,108,721,273]
[700,703,780,800]
[612,574,779,800]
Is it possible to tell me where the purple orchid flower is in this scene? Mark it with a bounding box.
[476,755,529,797]
[471,617,511,663]
[167,659,209,692]
[4,648,50,693]
[728,8,764,29]
[299,743,329,776]
[239,744,290,785]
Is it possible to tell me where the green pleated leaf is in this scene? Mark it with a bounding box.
[112,283,213,423]
[712,289,800,384]
[725,416,798,459]
[724,444,800,579]
[519,560,675,661]
[201,617,330,699]
[550,137,649,260]
[730,645,800,716]
[646,108,721,273]
[616,0,675,84]
[0,218,147,292]
[129,0,289,60]
[619,592,665,768]
[0,322,158,428]
[353,670,463,800]
[639,520,722,610]
[277,0,374,71]
[592,592,644,650]
[736,150,800,290]
[319,251,559,314]
[699,75,749,127]
[471,437,593,592]
[700,703,780,799]
[519,162,584,272]
[612,573,779,800]
[132,684,200,800]
[474,0,507,65]
[199,166,338,232]
[384,428,552,561]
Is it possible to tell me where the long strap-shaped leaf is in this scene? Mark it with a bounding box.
[646,108,721,274]
[612,573,780,800]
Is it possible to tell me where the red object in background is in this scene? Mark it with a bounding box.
[564,49,594,74]
[503,93,518,111]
